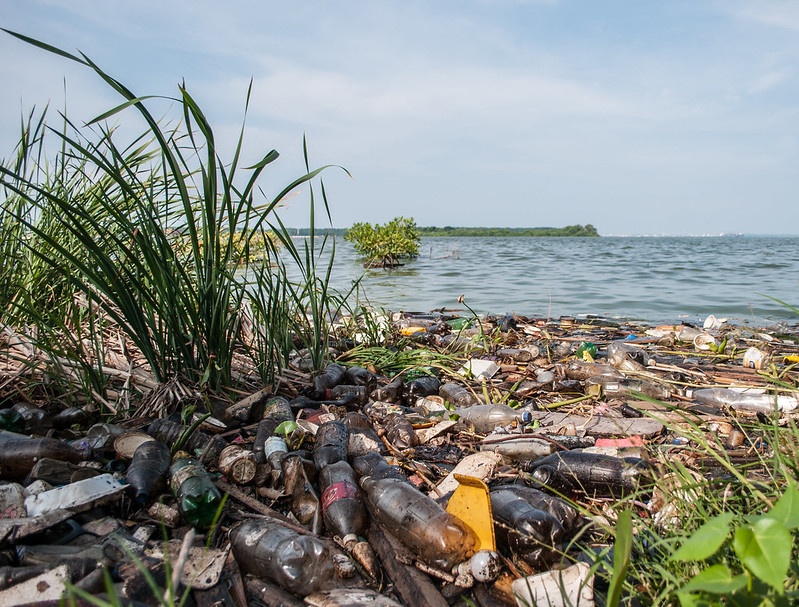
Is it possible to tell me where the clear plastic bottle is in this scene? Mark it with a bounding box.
[456,404,532,433]
[439,382,479,407]
[689,387,799,413]
[585,376,671,401]
[360,474,476,571]
[230,519,344,596]
[125,440,171,506]
[606,341,650,372]
[282,453,322,535]
[343,365,377,392]
[168,455,223,528]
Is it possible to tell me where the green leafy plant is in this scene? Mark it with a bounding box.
[669,484,799,605]
[0,30,347,412]
[344,216,420,268]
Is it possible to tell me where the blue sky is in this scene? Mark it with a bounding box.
[2,1,798,235]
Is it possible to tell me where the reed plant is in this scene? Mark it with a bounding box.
[0,31,346,410]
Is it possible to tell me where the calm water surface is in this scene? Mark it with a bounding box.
[282,236,799,326]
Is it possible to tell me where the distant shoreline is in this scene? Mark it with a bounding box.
[287,224,600,237]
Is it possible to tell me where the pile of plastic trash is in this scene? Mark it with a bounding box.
[0,310,797,606]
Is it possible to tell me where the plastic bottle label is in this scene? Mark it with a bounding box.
[321,481,360,514]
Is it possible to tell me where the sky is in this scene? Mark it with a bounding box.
[2,1,799,236]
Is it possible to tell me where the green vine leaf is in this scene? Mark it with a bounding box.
[680,564,749,595]
[669,512,734,562]
[733,518,791,594]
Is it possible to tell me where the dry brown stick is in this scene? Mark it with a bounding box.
[367,523,450,607]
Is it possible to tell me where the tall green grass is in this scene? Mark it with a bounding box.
[0,30,348,408]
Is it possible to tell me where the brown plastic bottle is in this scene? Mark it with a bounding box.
[319,460,366,543]
[312,363,346,399]
[383,413,419,449]
[0,434,86,481]
[125,440,171,507]
[230,519,347,597]
[313,420,349,471]
[360,474,476,571]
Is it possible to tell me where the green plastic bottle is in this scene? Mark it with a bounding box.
[169,455,223,528]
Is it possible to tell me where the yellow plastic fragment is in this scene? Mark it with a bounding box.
[445,474,496,552]
[785,354,799,364]
[399,326,427,336]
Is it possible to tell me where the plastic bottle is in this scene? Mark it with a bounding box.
[312,363,347,399]
[253,399,294,465]
[439,383,479,407]
[494,483,580,531]
[360,474,476,572]
[230,519,347,596]
[257,434,287,487]
[370,379,404,403]
[283,453,323,535]
[147,418,226,463]
[562,359,622,381]
[585,376,671,401]
[606,341,650,372]
[343,365,377,392]
[325,385,368,405]
[0,435,87,481]
[351,452,406,483]
[523,451,653,499]
[403,376,441,404]
[319,460,367,544]
[490,486,566,567]
[456,404,532,433]
[12,403,53,435]
[125,440,171,506]
[496,348,535,362]
[0,409,25,433]
[688,388,799,413]
[168,455,223,528]
[313,420,350,471]
[383,413,419,449]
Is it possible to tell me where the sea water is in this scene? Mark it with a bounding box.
[279,235,799,326]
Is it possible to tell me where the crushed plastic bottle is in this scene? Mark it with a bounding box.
[230,519,350,597]
[439,382,479,407]
[360,474,477,572]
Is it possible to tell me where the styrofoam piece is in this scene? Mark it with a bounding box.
[458,358,499,380]
[24,473,126,517]
[433,451,501,497]
[512,561,595,607]
[0,563,69,605]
